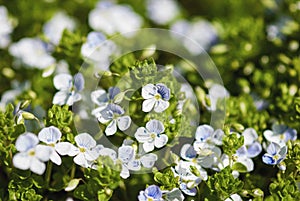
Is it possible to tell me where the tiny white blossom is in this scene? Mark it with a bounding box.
[142,83,170,113]
[135,119,168,153]
[52,73,84,106]
[13,133,52,175]
[0,6,14,48]
[43,12,76,45]
[9,38,55,69]
[146,0,179,25]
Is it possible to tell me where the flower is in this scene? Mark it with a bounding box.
[9,38,55,69]
[0,6,14,48]
[43,12,76,45]
[138,185,163,201]
[194,124,224,146]
[172,160,207,196]
[171,19,218,54]
[13,133,52,175]
[92,103,131,136]
[236,128,262,158]
[52,73,84,106]
[225,193,243,201]
[38,126,66,165]
[91,87,120,108]
[262,142,287,166]
[135,119,168,153]
[146,0,179,25]
[263,124,297,146]
[89,2,142,36]
[163,188,185,201]
[142,83,170,113]
[81,32,116,70]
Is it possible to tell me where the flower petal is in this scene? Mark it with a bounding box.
[38,126,62,144]
[52,91,69,105]
[108,87,120,100]
[267,142,280,155]
[145,185,162,199]
[262,154,275,165]
[195,124,214,142]
[154,99,169,113]
[143,142,155,153]
[30,157,46,175]
[35,145,52,162]
[140,153,157,168]
[53,74,73,90]
[242,128,258,145]
[74,153,88,167]
[105,119,117,136]
[55,142,79,156]
[85,149,99,161]
[73,73,84,91]
[118,145,134,163]
[13,153,31,170]
[120,165,130,179]
[98,148,117,161]
[156,83,170,100]
[142,98,156,112]
[247,142,262,158]
[154,134,168,148]
[91,89,108,106]
[179,183,197,196]
[15,133,39,152]
[75,133,96,149]
[127,159,141,171]
[180,144,197,160]
[142,84,156,99]
[50,151,62,165]
[146,119,164,134]
[117,116,131,131]
[135,127,151,142]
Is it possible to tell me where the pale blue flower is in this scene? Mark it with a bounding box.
[92,103,131,136]
[146,0,179,25]
[262,142,287,166]
[0,6,14,48]
[89,2,142,36]
[135,119,168,153]
[13,133,52,175]
[172,160,207,196]
[195,124,224,146]
[263,124,297,146]
[138,185,163,201]
[52,73,84,106]
[9,38,55,69]
[81,32,116,70]
[236,128,262,158]
[91,87,120,107]
[142,83,170,113]
[43,12,76,45]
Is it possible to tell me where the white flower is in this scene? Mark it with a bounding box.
[91,87,120,108]
[236,128,262,158]
[9,38,55,69]
[225,194,243,201]
[263,124,297,146]
[52,73,84,106]
[92,103,131,136]
[0,6,14,48]
[13,133,52,175]
[135,119,168,153]
[146,0,179,25]
[194,124,224,146]
[142,83,171,113]
[64,133,100,168]
[38,126,67,165]
[89,2,142,36]
[262,142,287,166]
[81,31,116,70]
[207,84,229,111]
[43,12,76,45]
[171,19,218,55]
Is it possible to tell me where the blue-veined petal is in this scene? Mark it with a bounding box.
[117,115,131,131]
[146,119,165,134]
[38,126,62,144]
[154,134,168,148]
[142,84,156,99]
[53,74,73,90]
[105,119,117,136]
[154,99,169,113]
[156,83,170,100]
[135,127,151,142]
[142,98,156,112]
[75,133,96,149]
[118,145,134,163]
[195,124,214,142]
[262,154,276,165]
[15,133,39,152]
[74,73,84,91]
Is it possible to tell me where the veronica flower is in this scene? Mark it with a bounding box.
[81,32,116,70]
[0,6,14,48]
[262,142,287,166]
[263,124,297,146]
[193,142,222,169]
[9,38,55,69]
[142,83,171,113]
[52,73,84,106]
[172,160,207,196]
[89,1,142,36]
[91,87,120,108]
[194,124,224,147]
[225,194,243,201]
[135,119,168,153]
[146,0,179,25]
[138,185,163,201]
[236,128,262,158]
[163,188,185,201]
[92,103,131,136]
[43,12,76,45]
[38,126,68,165]
[13,133,52,175]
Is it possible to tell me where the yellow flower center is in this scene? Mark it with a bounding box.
[147,198,154,201]
[273,155,279,160]
[279,134,285,140]
[154,94,161,100]
[150,133,157,139]
[79,147,86,153]
[28,150,35,156]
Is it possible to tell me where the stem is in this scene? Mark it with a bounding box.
[119,180,129,201]
[70,163,76,179]
[45,161,53,188]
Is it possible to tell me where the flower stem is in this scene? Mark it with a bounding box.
[45,161,53,188]
[70,163,76,179]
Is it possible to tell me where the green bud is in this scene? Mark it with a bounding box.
[65,179,81,192]
[252,188,264,197]
[20,100,31,110]
[21,112,36,120]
